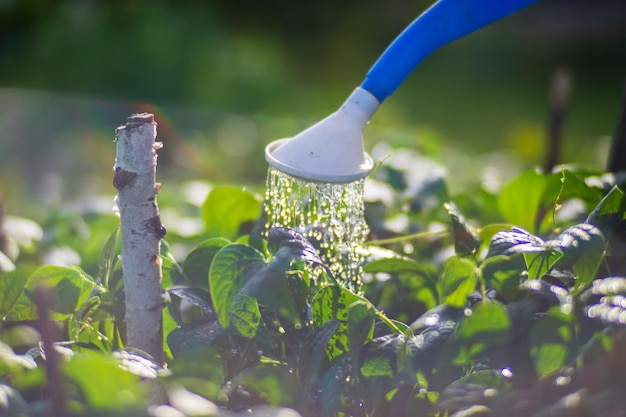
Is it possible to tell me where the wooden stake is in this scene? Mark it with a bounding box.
[114,113,164,364]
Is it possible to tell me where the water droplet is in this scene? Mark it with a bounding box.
[264,167,368,292]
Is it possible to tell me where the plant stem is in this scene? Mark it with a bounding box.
[367,229,449,246]
[114,113,164,364]
[33,286,66,417]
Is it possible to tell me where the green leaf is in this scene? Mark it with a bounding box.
[537,169,605,231]
[0,341,37,375]
[182,238,230,288]
[209,244,264,328]
[167,320,223,357]
[232,363,299,407]
[230,292,262,338]
[363,256,423,274]
[61,352,147,410]
[529,307,574,377]
[320,355,353,416]
[440,257,477,308]
[546,223,605,288]
[438,370,511,412]
[0,267,36,320]
[444,202,480,257]
[480,256,524,302]
[523,247,563,280]
[587,186,626,237]
[456,301,510,353]
[4,266,100,321]
[311,285,370,359]
[299,320,340,382]
[168,287,214,315]
[160,240,184,289]
[361,345,394,378]
[498,170,546,232]
[201,186,261,240]
[346,300,376,354]
[486,227,544,258]
[584,277,626,325]
[267,227,325,267]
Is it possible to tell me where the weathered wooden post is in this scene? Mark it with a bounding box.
[113,113,165,363]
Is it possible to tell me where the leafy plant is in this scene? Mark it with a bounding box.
[1,155,625,416]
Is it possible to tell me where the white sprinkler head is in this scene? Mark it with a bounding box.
[265,87,380,183]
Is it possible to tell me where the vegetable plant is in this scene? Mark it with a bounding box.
[1,145,625,416]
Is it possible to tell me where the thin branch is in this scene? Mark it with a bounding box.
[367,229,449,246]
[33,286,66,417]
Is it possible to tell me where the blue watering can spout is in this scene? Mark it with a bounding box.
[266,0,540,183]
[362,0,540,102]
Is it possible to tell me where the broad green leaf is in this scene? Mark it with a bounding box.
[587,186,625,237]
[182,238,230,288]
[240,267,305,327]
[230,292,261,338]
[267,227,325,267]
[438,370,511,412]
[480,256,524,302]
[361,348,394,378]
[584,277,626,325]
[166,348,223,399]
[232,363,299,407]
[209,244,264,328]
[160,240,182,289]
[320,355,353,416]
[486,227,544,258]
[167,320,223,357]
[498,170,546,232]
[4,266,100,321]
[363,256,425,274]
[529,307,574,377]
[0,341,37,375]
[546,223,605,288]
[299,320,340,382]
[537,169,604,231]
[61,352,147,409]
[201,186,261,240]
[523,247,563,279]
[168,287,214,316]
[311,285,370,359]
[163,308,178,359]
[112,350,162,379]
[444,202,480,257]
[346,301,376,354]
[0,267,36,320]
[360,333,422,380]
[410,304,464,333]
[440,256,477,308]
[456,301,510,346]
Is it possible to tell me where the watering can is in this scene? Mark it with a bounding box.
[265,0,539,183]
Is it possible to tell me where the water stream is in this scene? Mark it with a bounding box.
[264,167,369,293]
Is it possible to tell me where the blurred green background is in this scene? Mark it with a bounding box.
[1,0,625,215]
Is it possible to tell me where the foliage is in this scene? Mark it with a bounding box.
[1,148,626,416]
